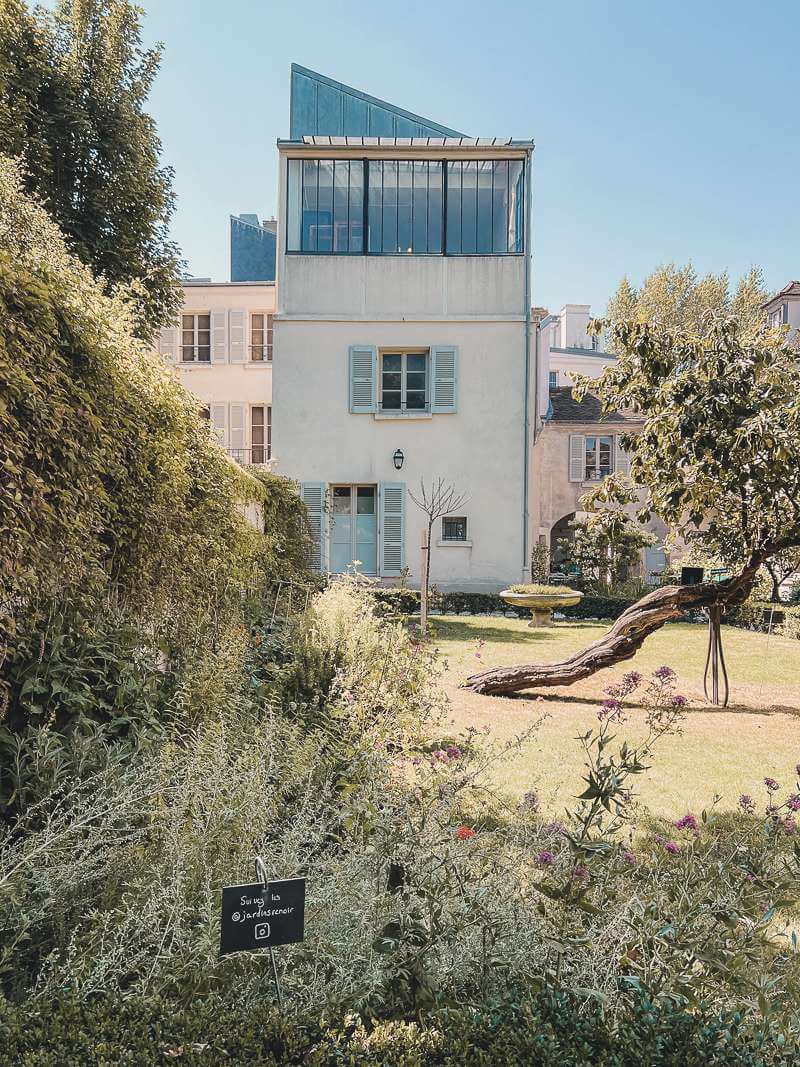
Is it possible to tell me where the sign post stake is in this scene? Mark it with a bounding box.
[420,528,429,634]
[254,857,283,1006]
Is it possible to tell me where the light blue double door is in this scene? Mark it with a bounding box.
[330,485,378,576]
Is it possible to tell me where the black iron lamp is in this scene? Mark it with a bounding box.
[393,448,404,471]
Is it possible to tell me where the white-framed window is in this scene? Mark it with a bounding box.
[251,405,271,464]
[250,312,273,361]
[549,370,558,389]
[768,304,787,329]
[181,313,211,362]
[585,435,613,480]
[379,349,428,412]
[442,516,468,542]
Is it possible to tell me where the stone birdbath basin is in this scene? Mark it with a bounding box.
[499,584,583,628]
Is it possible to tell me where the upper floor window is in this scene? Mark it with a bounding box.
[182,313,210,362]
[286,157,525,256]
[549,370,558,389]
[250,313,273,361]
[769,304,788,329]
[251,405,271,463]
[585,435,613,480]
[380,350,428,412]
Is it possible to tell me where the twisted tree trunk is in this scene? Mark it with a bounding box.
[462,562,760,697]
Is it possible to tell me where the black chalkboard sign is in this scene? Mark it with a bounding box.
[219,877,305,956]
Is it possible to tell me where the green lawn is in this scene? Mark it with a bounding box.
[432,617,800,819]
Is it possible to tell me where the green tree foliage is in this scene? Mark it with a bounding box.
[0,0,181,336]
[578,317,800,579]
[0,155,296,669]
[559,511,655,587]
[606,264,769,347]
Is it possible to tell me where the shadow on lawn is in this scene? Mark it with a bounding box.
[505,690,785,718]
[432,619,600,647]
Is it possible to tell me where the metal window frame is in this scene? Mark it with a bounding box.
[285,156,525,257]
[378,347,430,412]
[584,434,614,479]
[441,515,468,542]
[181,311,211,363]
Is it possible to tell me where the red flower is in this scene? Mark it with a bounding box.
[455,825,476,841]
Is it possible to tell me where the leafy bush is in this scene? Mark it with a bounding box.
[726,601,800,637]
[370,588,638,621]
[0,991,793,1066]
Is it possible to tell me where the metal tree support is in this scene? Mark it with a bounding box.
[255,856,283,1006]
[703,604,729,707]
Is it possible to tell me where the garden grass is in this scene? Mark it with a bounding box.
[432,617,800,819]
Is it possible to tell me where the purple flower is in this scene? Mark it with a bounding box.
[739,794,755,814]
[445,745,463,760]
[787,794,800,812]
[622,670,643,687]
[622,850,637,865]
[674,813,699,832]
[653,666,677,681]
[671,694,689,708]
[520,790,540,813]
[661,840,680,855]
[764,777,780,792]
[598,698,624,722]
[536,850,556,866]
[543,820,566,836]
[783,816,797,836]
[570,865,590,883]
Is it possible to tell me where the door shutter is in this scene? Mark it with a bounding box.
[300,482,327,571]
[211,311,227,363]
[431,345,458,413]
[569,434,585,482]
[158,325,178,362]
[228,309,247,363]
[379,481,405,577]
[210,403,228,447]
[615,434,631,477]
[349,345,377,413]
[229,403,245,458]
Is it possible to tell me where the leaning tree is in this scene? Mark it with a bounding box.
[465,317,800,696]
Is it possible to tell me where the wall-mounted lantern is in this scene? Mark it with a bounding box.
[393,448,404,471]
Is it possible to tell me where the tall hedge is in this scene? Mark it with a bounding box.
[0,155,300,660]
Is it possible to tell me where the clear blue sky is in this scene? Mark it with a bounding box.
[137,0,799,312]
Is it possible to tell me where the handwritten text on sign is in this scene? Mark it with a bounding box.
[219,877,305,955]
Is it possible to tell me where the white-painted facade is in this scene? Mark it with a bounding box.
[537,303,617,402]
[157,281,275,465]
[763,280,800,342]
[272,139,535,592]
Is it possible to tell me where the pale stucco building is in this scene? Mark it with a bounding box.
[158,280,275,465]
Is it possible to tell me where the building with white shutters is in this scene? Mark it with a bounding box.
[157,280,275,465]
[271,134,535,591]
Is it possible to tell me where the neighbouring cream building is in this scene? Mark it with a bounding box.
[158,280,275,465]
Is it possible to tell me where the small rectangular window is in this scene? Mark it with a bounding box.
[442,516,467,541]
[379,350,428,412]
[549,370,557,389]
[181,313,211,362]
[250,313,273,362]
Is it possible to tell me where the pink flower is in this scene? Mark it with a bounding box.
[787,794,800,812]
[598,698,624,722]
[455,825,476,841]
[739,794,755,814]
[764,777,780,792]
[783,816,797,836]
[671,694,689,708]
[342,689,355,704]
[570,865,589,883]
[675,813,699,833]
[655,836,680,855]
[536,850,556,866]
[445,745,463,760]
[653,666,676,681]
[622,850,637,865]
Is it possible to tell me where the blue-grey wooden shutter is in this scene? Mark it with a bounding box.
[379,482,405,576]
[615,434,631,477]
[431,346,458,413]
[158,325,178,363]
[300,482,327,571]
[228,309,247,363]
[569,434,585,482]
[349,345,377,412]
[211,311,228,363]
